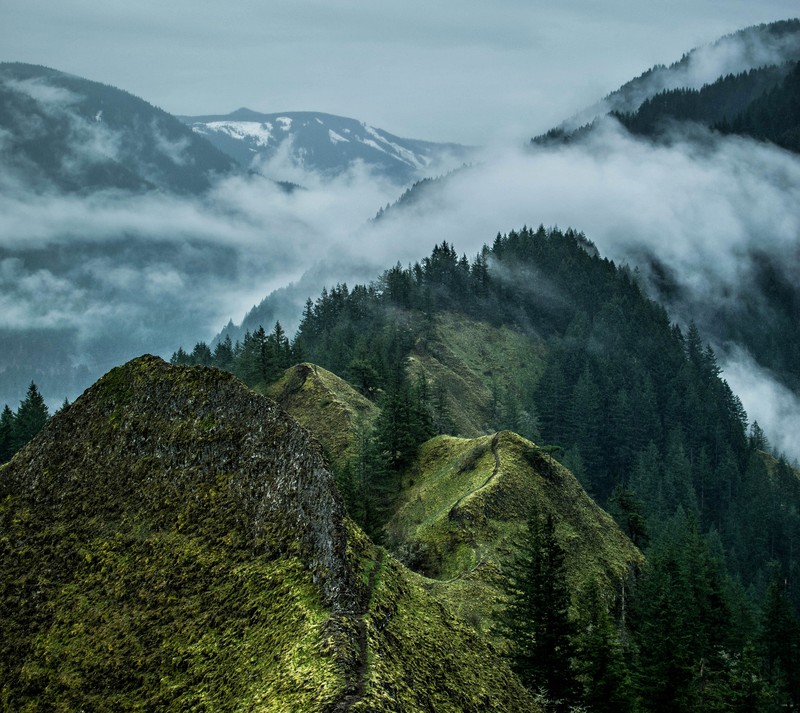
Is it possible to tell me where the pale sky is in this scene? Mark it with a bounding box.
[2,1,798,144]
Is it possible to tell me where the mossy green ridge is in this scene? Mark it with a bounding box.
[0,356,535,711]
[266,362,377,473]
[410,312,545,437]
[343,526,534,712]
[385,431,643,636]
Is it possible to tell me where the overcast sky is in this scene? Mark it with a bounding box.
[2,1,798,144]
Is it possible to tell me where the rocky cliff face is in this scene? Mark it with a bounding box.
[0,356,535,711]
[4,355,358,610]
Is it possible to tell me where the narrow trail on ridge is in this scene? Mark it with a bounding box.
[449,432,502,515]
[333,548,385,712]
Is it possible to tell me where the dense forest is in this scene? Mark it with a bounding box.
[173,226,800,710]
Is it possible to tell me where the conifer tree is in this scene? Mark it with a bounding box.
[0,404,15,463]
[760,565,800,707]
[499,507,579,710]
[12,382,49,452]
[575,581,635,713]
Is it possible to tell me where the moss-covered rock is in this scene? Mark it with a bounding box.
[0,356,535,711]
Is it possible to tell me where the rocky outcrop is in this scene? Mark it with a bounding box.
[4,355,358,612]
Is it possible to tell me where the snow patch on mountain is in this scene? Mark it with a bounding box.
[180,109,473,185]
[195,121,274,147]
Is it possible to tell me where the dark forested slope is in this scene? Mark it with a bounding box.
[0,63,238,194]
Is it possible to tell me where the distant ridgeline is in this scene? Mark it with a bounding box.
[0,62,239,194]
[534,59,800,153]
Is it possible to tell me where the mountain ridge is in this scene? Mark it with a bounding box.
[0,355,537,711]
[0,62,240,194]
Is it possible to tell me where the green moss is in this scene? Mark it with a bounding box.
[343,526,536,712]
[409,313,546,437]
[15,532,339,712]
[385,431,643,638]
[2,357,540,711]
[266,363,378,473]
[0,357,355,711]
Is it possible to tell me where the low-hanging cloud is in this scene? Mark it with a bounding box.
[563,20,800,130]
[2,98,799,467]
[721,348,800,463]
[0,149,403,407]
[351,120,800,457]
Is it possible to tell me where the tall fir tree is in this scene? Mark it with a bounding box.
[12,382,49,453]
[499,507,579,710]
[760,564,800,707]
[0,404,15,463]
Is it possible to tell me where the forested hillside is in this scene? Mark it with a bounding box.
[174,226,800,709]
[535,59,800,155]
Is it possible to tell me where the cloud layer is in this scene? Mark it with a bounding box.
[4,116,800,465]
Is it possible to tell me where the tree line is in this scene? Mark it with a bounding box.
[0,382,51,464]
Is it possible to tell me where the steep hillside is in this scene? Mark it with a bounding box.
[0,63,238,194]
[551,19,800,133]
[181,108,472,185]
[0,356,534,711]
[720,59,800,152]
[613,63,794,138]
[385,431,643,635]
[265,362,378,474]
[408,312,546,438]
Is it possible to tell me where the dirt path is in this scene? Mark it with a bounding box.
[449,432,501,516]
[332,548,385,712]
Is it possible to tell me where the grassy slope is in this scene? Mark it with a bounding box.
[410,312,546,437]
[258,314,637,647]
[346,526,534,711]
[385,432,644,637]
[266,362,378,473]
[0,357,534,712]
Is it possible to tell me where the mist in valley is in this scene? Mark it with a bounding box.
[1,17,799,463]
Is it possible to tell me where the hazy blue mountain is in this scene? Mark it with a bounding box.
[554,19,800,134]
[180,108,473,184]
[0,63,239,194]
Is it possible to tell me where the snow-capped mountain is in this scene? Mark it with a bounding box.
[179,108,473,185]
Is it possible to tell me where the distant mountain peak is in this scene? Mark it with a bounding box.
[179,109,473,184]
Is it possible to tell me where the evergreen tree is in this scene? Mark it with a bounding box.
[213,335,235,372]
[12,382,49,452]
[499,507,579,710]
[631,510,734,712]
[0,404,15,463]
[190,341,213,366]
[608,484,649,549]
[760,564,800,707]
[575,581,635,713]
